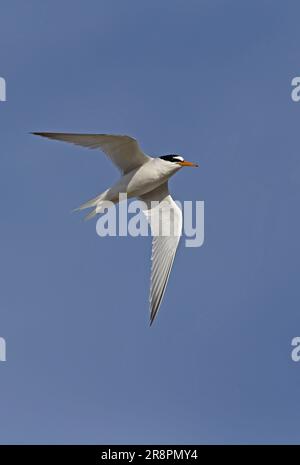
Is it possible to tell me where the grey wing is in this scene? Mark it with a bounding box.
[139,183,182,325]
[32,132,151,174]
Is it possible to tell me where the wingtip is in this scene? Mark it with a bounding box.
[31,132,44,137]
[149,315,155,327]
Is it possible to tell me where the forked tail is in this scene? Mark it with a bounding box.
[73,189,110,221]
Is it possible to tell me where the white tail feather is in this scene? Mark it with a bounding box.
[84,208,98,221]
[73,189,109,212]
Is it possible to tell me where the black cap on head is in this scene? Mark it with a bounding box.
[160,154,184,163]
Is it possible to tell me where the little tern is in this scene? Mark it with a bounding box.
[32,133,198,325]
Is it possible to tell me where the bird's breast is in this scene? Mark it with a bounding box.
[125,159,179,197]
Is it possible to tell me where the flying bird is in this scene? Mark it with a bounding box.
[32,133,198,325]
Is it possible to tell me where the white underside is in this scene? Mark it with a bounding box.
[97,158,181,206]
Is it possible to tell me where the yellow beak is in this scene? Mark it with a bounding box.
[178,161,199,167]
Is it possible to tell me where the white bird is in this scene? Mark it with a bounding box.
[32,133,198,325]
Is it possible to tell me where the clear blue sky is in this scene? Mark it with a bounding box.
[1,0,300,444]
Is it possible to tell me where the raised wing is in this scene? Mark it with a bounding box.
[32,133,151,174]
[139,183,182,325]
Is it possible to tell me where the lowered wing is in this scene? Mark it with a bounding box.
[139,182,182,325]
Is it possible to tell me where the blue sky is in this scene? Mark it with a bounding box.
[1,0,300,444]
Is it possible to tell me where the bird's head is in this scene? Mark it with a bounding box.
[159,154,198,167]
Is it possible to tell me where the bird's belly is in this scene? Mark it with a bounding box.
[107,160,179,200]
[126,164,170,197]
